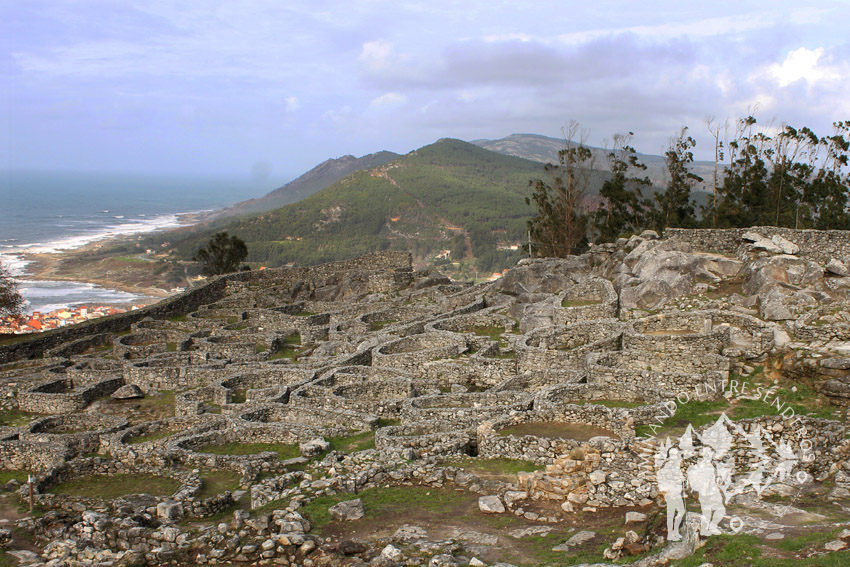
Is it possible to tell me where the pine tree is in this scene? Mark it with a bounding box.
[656,127,702,231]
[593,133,654,242]
[525,122,594,257]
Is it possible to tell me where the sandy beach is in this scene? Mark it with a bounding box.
[9,209,219,310]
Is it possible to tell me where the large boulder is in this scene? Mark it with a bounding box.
[614,238,742,310]
[742,256,823,296]
[478,495,506,514]
[112,384,144,400]
[329,499,365,522]
[496,257,589,296]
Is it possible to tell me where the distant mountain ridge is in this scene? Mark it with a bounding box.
[472,133,716,190]
[225,151,400,215]
[161,139,556,272]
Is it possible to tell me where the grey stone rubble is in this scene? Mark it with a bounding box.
[0,233,845,566]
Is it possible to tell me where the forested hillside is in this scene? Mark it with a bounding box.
[158,139,593,273]
[223,151,400,215]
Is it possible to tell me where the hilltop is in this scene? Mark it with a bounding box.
[223,150,400,216]
[155,138,574,275]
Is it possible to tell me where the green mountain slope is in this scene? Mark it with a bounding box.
[166,139,556,272]
[224,150,400,215]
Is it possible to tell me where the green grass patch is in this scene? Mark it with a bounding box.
[197,442,300,460]
[369,319,397,331]
[196,470,241,499]
[673,533,850,566]
[444,456,541,476]
[773,528,843,552]
[143,390,176,407]
[0,409,36,427]
[266,331,306,360]
[636,398,731,438]
[230,390,247,404]
[466,324,505,341]
[485,350,516,359]
[168,314,188,322]
[0,470,29,485]
[327,431,375,453]
[48,473,179,499]
[301,485,471,532]
[166,342,178,352]
[255,343,268,354]
[377,418,401,427]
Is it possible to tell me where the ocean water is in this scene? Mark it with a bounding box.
[0,170,277,314]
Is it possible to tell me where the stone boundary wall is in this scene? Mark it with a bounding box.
[518,320,626,376]
[478,408,628,464]
[553,278,618,326]
[32,459,235,519]
[625,312,728,355]
[44,333,113,359]
[23,414,128,456]
[795,301,850,342]
[0,439,72,473]
[249,470,306,510]
[665,227,850,264]
[373,332,467,372]
[522,414,848,509]
[235,404,379,432]
[402,391,533,424]
[0,251,413,365]
[534,382,669,410]
[588,349,730,376]
[18,377,124,414]
[421,355,518,389]
[174,387,222,417]
[123,358,228,392]
[375,422,476,459]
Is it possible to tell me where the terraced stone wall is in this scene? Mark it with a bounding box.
[0,251,412,365]
[666,227,850,264]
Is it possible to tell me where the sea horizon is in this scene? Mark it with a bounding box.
[0,169,282,314]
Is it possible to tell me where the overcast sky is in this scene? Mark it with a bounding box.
[3,0,849,181]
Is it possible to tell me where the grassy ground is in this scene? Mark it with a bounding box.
[197,442,300,460]
[196,470,241,499]
[297,484,654,566]
[327,431,376,453]
[301,485,472,532]
[268,331,308,361]
[673,533,850,566]
[636,399,730,438]
[369,320,397,331]
[48,473,180,499]
[467,324,505,341]
[126,429,176,444]
[0,471,28,485]
[0,409,36,427]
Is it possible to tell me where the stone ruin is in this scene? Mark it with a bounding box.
[0,235,847,566]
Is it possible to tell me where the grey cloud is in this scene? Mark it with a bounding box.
[361,34,698,91]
